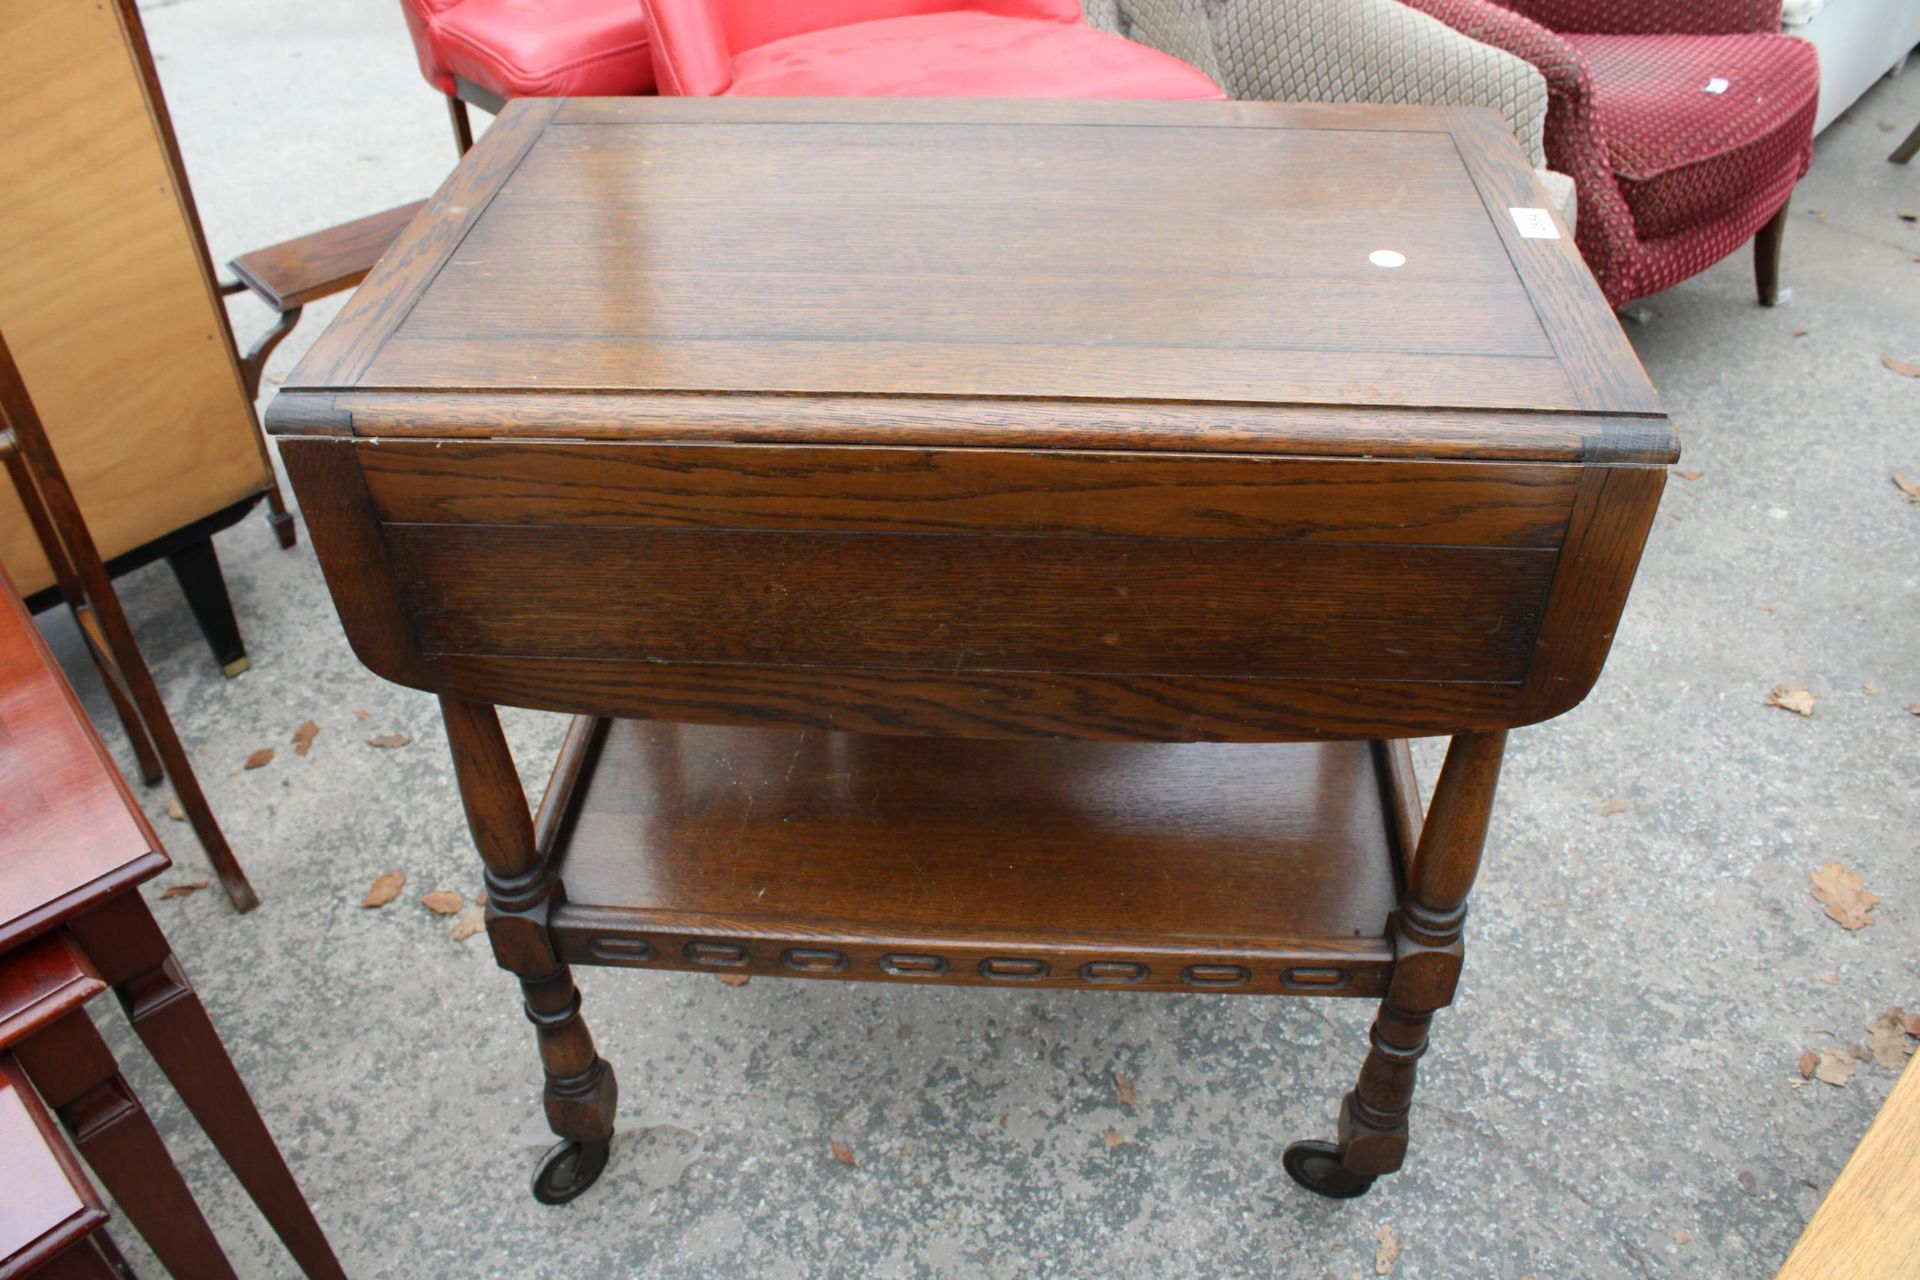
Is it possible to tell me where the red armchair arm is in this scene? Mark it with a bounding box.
[642,0,736,96]
[1495,0,1781,35]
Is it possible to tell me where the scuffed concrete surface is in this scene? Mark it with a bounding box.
[36,5,1917,1275]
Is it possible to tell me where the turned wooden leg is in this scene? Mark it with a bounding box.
[15,1008,238,1280]
[1755,198,1789,307]
[441,696,618,1204]
[67,894,346,1279]
[1286,730,1507,1199]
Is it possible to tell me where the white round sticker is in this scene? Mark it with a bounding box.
[1368,249,1406,268]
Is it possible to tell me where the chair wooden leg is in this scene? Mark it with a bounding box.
[0,442,163,785]
[67,894,347,1280]
[441,696,619,1204]
[1891,119,1920,164]
[0,329,259,912]
[15,1009,238,1280]
[1285,730,1507,1198]
[447,93,475,156]
[1755,198,1789,307]
[165,536,249,678]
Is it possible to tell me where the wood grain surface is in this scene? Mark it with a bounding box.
[0,0,270,594]
[1776,1053,1920,1280]
[548,718,1399,993]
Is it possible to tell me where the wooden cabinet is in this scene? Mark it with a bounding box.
[0,0,279,667]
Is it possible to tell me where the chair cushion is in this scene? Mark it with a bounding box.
[426,0,655,98]
[725,11,1225,98]
[1569,31,1818,240]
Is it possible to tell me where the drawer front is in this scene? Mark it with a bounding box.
[285,439,1660,741]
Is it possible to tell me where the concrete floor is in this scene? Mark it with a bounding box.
[39,4,1918,1276]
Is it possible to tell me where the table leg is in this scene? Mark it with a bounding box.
[14,1008,237,1280]
[441,696,619,1204]
[31,1237,128,1280]
[67,894,346,1280]
[1285,729,1507,1198]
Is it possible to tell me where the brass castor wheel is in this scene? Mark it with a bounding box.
[1282,1140,1376,1199]
[532,1138,610,1205]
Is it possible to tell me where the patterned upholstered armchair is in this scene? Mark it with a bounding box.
[1395,0,1818,308]
[1085,0,1578,229]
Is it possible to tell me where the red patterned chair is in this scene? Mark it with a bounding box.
[398,0,657,152]
[1399,0,1820,308]
[639,0,1223,99]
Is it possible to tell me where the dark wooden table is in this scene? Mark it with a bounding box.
[0,567,344,1277]
[269,96,1676,1205]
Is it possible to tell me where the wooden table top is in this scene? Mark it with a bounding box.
[0,566,166,951]
[271,97,1669,465]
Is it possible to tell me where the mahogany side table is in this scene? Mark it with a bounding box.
[0,566,345,1277]
[269,96,1676,1203]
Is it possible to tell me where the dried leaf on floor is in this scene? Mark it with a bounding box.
[1791,327,1807,338]
[1113,1070,1137,1108]
[1676,469,1704,482]
[1809,862,1879,930]
[1899,209,1918,223]
[830,1139,856,1167]
[165,796,186,822]
[1867,1010,1915,1069]
[1815,1049,1857,1087]
[1101,1127,1125,1150]
[367,733,412,749]
[361,870,406,908]
[1599,796,1629,817]
[421,890,463,916]
[354,708,370,720]
[1882,120,1900,132]
[159,881,210,900]
[1798,1049,1818,1078]
[291,719,320,756]
[1894,473,1920,502]
[244,747,275,770]
[1909,704,1920,717]
[1765,686,1816,717]
[1374,1225,1401,1275]
[716,973,751,987]
[1902,1011,1920,1038]
[1818,972,1840,985]
[1863,681,1882,695]
[450,906,485,941]
[1885,356,1920,378]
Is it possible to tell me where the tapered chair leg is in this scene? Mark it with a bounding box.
[1891,120,1920,165]
[165,536,249,677]
[0,328,258,911]
[1286,730,1507,1198]
[447,93,475,155]
[1755,199,1790,307]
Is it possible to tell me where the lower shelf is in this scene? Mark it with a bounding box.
[545,718,1414,996]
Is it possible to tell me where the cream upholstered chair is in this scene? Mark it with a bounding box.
[1084,0,1577,230]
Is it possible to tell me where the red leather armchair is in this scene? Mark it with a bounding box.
[641,0,1223,99]
[399,0,656,151]
[1401,0,1819,308]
